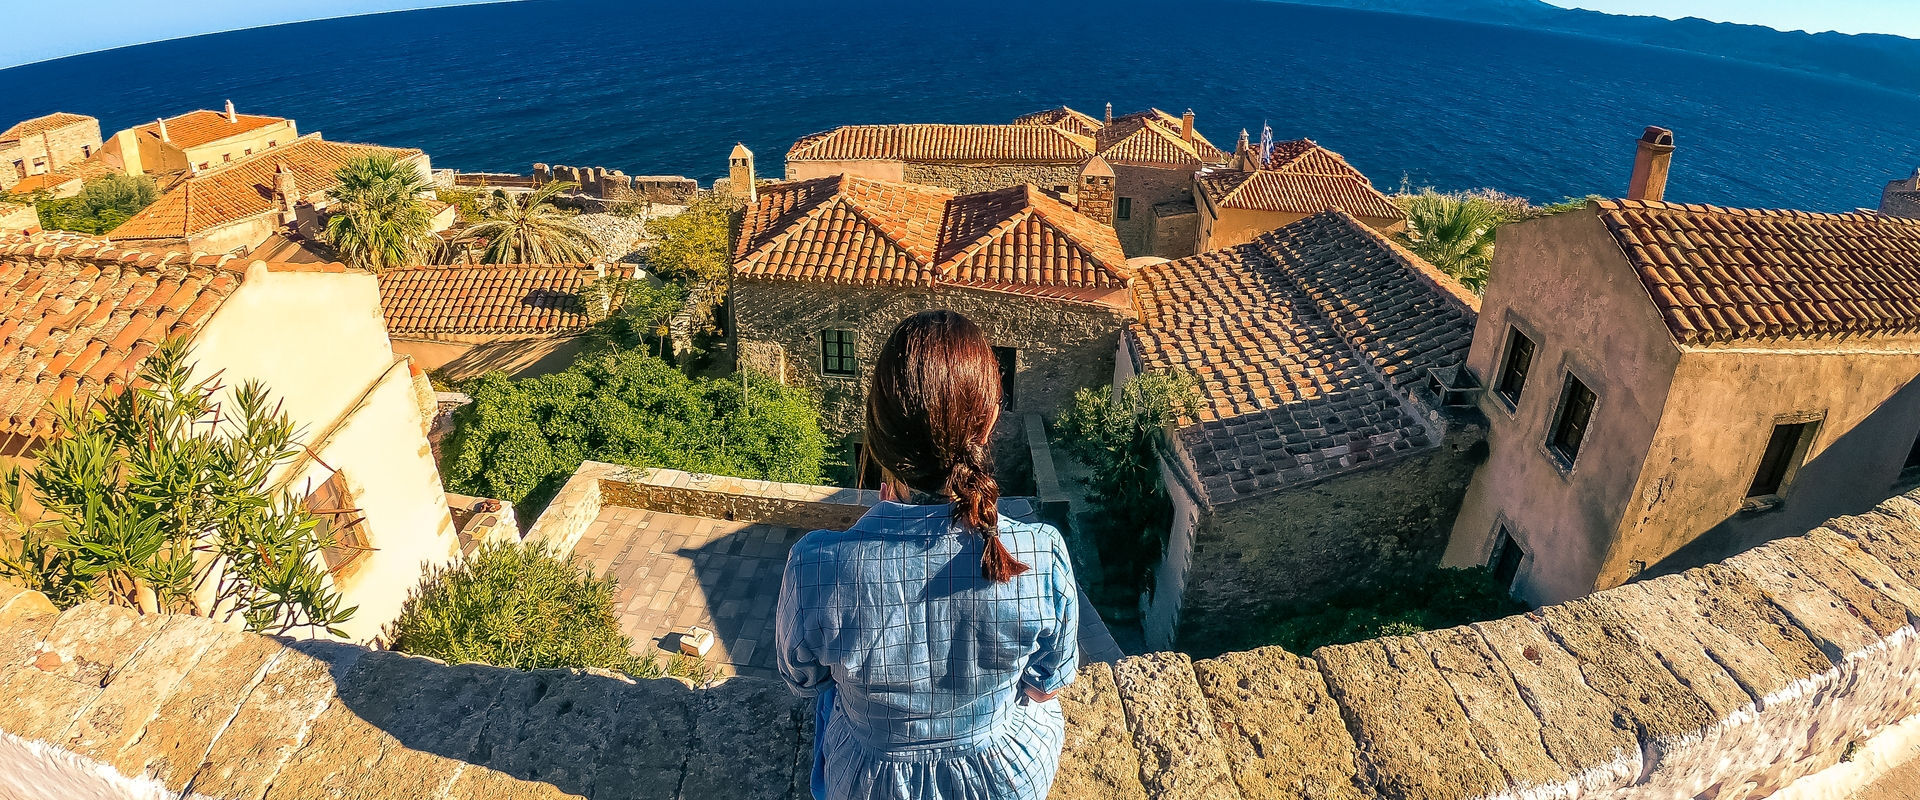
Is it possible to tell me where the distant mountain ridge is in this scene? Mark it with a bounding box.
[1273,0,1920,95]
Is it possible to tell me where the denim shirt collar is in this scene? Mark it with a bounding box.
[849,500,960,533]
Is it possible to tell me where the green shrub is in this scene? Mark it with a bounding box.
[439,349,827,514]
[643,192,734,284]
[1051,371,1198,596]
[385,541,707,678]
[36,174,159,234]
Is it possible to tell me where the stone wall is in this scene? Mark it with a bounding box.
[730,280,1130,447]
[5,490,1920,799]
[0,118,101,192]
[1112,163,1198,257]
[532,164,697,204]
[901,162,1082,195]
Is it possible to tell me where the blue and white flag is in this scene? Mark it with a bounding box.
[1258,121,1274,166]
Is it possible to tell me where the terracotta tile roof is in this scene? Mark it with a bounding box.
[1196,168,1404,221]
[5,173,80,195]
[136,110,287,151]
[110,136,423,242]
[1012,107,1103,137]
[736,175,1130,306]
[1128,210,1476,504]
[0,234,249,437]
[378,264,595,338]
[786,125,1095,164]
[1593,198,1920,345]
[0,113,94,144]
[1258,139,1365,177]
[1093,116,1227,168]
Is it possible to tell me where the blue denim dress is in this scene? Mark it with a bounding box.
[775,501,1080,800]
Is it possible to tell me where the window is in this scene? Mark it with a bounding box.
[268,140,278,147]
[1747,420,1817,500]
[305,472,370,574]
[993,346,1017,410]
[1495,327,1535,405]
[244,148,253,156]
[1489,525,1525,592]
[222,153,231,163]
[9,161,22,180]
[80,145,91,158]
[1547,375,1596,465]
[820,329,857,377]
[197,162,209,171]
[1116,197,1133,220]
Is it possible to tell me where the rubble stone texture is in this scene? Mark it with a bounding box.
[8,491,1920,798]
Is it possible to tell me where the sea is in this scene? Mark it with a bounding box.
[2,0,1917,212]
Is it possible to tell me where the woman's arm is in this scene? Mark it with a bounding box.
[775,547,834,697]
[1022,533,1081,698]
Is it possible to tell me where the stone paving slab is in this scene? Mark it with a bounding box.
[1727,544,1886,661]
[1050,662,1150,800]
[1415,626,1564,789]
[185,641,357,799]
[589,676,698,800]
[1110,652,1242,800]
[61,614,224,762]
[0,602,172,746]
[474,669,623,796]
[1191,647,1361,800]
[681,676,806,800]
[1314,635,1506,800]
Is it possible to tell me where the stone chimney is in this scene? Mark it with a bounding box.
[273,163,299,225]
[1627,126,1675,202]
[729,143,757,207]
[1236,128,1250,154]
[1181,110,1195,144]
[225,100,237,123]
[156,117,170,143]
[1104,102,1113,127]
[1075,156,1115,226]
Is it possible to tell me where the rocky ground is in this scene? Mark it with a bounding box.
[573,206,685,263]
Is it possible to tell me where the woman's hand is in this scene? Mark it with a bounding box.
[1022,683,1058,703]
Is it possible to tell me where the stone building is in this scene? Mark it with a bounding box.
[1882,166,1920,218]
[0,233,463,642]
[730,171,1132,465]
[1445,192,1920,606]
[101,102,297,184]
[1193,138,1404,252]
[1125,210,1483,650]
[108,134,439,254]
[0,112,101,192]
[785,105,1228,258]
[377,263,602,380]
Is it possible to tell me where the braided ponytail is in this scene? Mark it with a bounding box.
[865,309,1031,583]
[948,441,1028,582]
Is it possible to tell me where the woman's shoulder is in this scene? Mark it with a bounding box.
[996,516,1070,567]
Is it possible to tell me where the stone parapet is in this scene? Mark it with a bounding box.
[6,492,1920,797]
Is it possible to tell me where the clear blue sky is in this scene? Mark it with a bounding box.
[1544,0,1920,38]
[2,0,1916,69]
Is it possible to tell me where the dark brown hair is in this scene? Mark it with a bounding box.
[865,310,1029,582]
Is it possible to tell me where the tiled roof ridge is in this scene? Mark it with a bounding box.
[186,134,421,181]
[936,185,1123,283]
[733,176,858,268]
[834,175,952,269]
[0,234,247,275]
[1320,209,1480,313]
[1593,196,1919,225]
[0,112,93,143]
[785,123,1096,162]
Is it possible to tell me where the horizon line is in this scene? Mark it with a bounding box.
[0,0,528,71]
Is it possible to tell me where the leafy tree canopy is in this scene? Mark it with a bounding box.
[35,174,159,235]
[642,191,734,284]
[439,349,827,513]
[326,153,436,271]
[1051,371,1198,595]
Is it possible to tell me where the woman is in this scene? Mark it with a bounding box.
[776,309,1080,800]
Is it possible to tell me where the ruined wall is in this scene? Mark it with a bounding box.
[1177,424,1487,655]
[901,162,1082,196]
[531,164,697,204]
[730,280,1129,442]
[7,490,1920,799]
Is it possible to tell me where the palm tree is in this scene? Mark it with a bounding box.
[456,181,602,264]
[1396,189,1510,294]
[325,154,436,271]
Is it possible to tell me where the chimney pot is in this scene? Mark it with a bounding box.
[224,99,237,123]
[156,117,170,143]
[1627,125,1675,202]
[1181,110,1195,144]
[1104,102,1113,127]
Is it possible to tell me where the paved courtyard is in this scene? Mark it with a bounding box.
[569,499,1124,681]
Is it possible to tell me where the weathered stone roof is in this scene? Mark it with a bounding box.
[4,487,1920,798]
[378,264,596,339]
[1128,210,1477,504]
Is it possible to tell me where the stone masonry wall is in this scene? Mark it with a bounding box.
[1178,425,1488,654]
[1112,163,1197,257]
[900,162,1082,196]
[7,490,1920,798]
[730,280,1129,445]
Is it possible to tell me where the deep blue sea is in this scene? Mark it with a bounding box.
[3,0,1918,211]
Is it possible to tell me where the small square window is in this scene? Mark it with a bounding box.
[222,153,232,163]
[1747,420,1817,500]
[993,346,1016,411]
[197,162,209,170]
[1116,197,1133,220]
[268,140,278,147]
[1547,375,1596,465]
[244,148,253,156]
[1495,327,1535,405]
[80,145,91,158]
[821,329,857,377]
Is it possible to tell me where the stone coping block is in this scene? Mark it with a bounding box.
[6,486,1920,798]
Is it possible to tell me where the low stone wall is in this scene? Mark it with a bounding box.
[523,462,880,553]
[5,492,1920,799]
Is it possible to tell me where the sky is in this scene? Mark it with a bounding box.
[1544,0,1920,38]
[1,0,1916,69]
